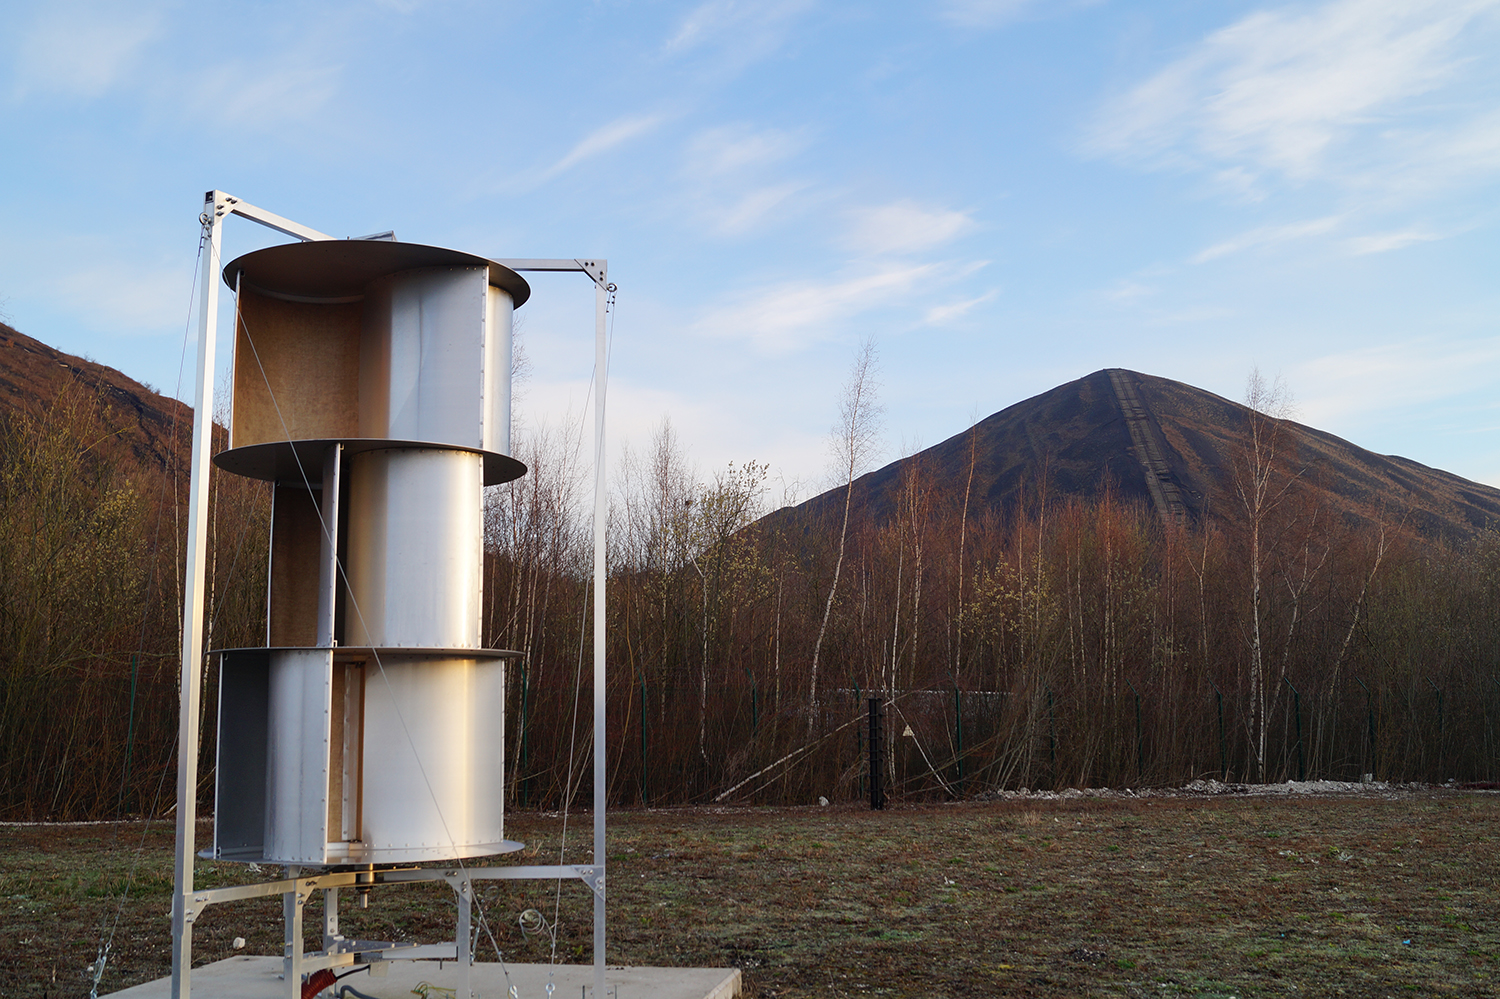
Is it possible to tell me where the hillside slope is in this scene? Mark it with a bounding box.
[0,322,191,470]
[768,368,1500,544]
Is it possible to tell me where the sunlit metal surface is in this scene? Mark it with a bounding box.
[345,448,483,649]
[358,655,507,863]
[212,238,523,866]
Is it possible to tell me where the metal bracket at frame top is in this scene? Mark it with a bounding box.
[197,198,605,286]
[494,258,608,287]
[203,191,333,243]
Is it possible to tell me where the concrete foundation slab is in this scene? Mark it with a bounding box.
[106,956,741,999]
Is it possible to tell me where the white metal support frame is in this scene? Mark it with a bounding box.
[172,191,333,999]
[170,192,613,998]
[494,257,611,999]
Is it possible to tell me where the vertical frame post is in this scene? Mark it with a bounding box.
[495,258,613,996]
[592,276,608,999]
[171,192,224,999]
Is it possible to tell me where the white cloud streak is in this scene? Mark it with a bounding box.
[679,124,810,236]
[1293,337,1500,428]
[843,201,977,255]
[924,290,998,324]
[939,0,1037,29]
[545,115,665,178]
[186,58,343,129]
[1344,229,1441,254]
[1101,279,1156,303]
[1191,215,1342,263]
[1088,0,1500,186]
[62,259,193,332]
[696,264,939,354]
[13,1,166,99]
[663,0,813,69]
[710,183,810,235]
[685,124,805,178]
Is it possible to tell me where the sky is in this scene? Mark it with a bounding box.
[2,0,1500,502]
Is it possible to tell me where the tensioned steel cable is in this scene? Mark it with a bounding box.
[548,280,614,966]
[91,223,208,999]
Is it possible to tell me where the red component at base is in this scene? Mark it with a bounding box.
[302,968,338,998]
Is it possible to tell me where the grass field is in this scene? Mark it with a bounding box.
[2,787,1496,997]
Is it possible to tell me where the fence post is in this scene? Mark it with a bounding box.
[1356,677,1375,779]
[1428,678,1444,780]
[1127,679,1144,782]
[637,667,648,806]
[952,680,964,797]
[868,697,885,810]
[854,682,864,802]
[1209,679,1228,781]
[1283,676,1305,782]
[1491,676,1500,781]
[1047,687,1058,773]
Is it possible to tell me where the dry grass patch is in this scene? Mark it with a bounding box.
[2,790,1497,997]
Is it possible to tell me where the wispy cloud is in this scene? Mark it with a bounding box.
[13,1,166,99]
[842,200,977,255]
[939,0,1037,29]
[664,0,813,68]
[1192,216,1342,263]
[679,124,811,236]
[1087,0,1500,188]
[1377,107,1500,198]
[696,264,939,354]
[186,58,343,129]
[1293,336,1500,428]
[685,124,805,178]
[924,290,998,324]
[709,183,811,235]
[1101,279,1156,302]
[1345,228,1442,254]
[544,114,665,179]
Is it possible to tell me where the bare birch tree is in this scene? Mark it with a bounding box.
[1233,369,1300,781]
[808,338,882,734]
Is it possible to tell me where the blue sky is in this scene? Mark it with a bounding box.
[3,0,1499,498]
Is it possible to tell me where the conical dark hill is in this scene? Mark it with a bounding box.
[764,369,1500,544]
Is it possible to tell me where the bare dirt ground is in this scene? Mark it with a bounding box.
[2,784,1496,998]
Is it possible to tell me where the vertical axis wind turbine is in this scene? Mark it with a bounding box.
[169,191,612,999]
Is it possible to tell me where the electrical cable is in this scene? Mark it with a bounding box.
[547,274,614,967]
[335,985,384,999]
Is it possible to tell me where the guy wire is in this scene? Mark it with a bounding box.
[92,226,209,999]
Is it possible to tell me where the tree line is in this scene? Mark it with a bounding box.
[3,362,1499,820]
